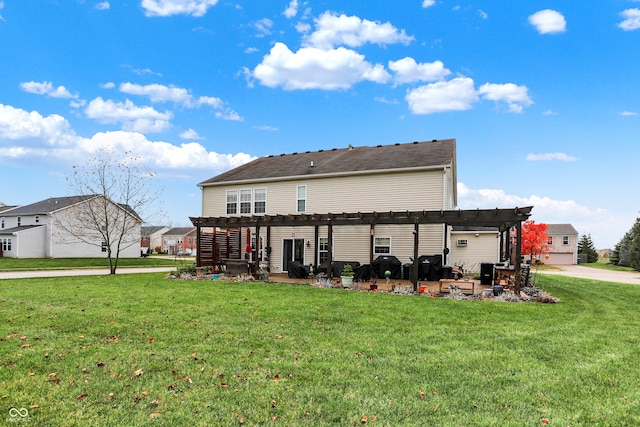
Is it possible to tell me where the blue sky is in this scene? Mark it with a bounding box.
[1,1,639,249]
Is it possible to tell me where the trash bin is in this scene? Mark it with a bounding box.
[480,263,494,286]
[402,263,412,280]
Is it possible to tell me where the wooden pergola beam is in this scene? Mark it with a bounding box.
[190,207,532,229]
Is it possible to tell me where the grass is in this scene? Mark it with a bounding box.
[580,257,637,273]
[0,257,185,272]
[1,273,639,426]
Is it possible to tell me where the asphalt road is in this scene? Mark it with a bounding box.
[536,264,640,285]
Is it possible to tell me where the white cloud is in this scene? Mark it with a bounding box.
[405,77,478,114]
[79,131,254,170]
[96,2,110,10]
[117,83,240,119]
[84,97,172,133]
[0,103,253,173]
[542,110,556,115]
[244,47,259,54]
[253,42,391,90]
[478,82,533,113]
[621,110,638,116]
[179,128,203,139]
[0,103,76,146]
[100,82,116,89]
[456,182,630,249]
[374,96,399,105]
[120,82,192,104]
[529,9,566,34]
[478,9,488,20]
[388,57,451,85]
[254,18,273,36]
[303,11,414,49]
[295,21,311,33]
[140,0,218,17]
[215,109,243,121]
[526,152,577,162]
[422,0,435,8]
[283,0,298,18]
[20,81,77,99]
[253,125,279,131]
[618,8,640,31]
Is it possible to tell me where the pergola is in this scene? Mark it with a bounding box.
[190,206,533,292]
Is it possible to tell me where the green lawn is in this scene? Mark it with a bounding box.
[1,273,639,426]
[0,257,185,271]
[581,258,637,273]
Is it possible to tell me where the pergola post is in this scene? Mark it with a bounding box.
[412,222,419,291]
[515,221,523,294]
[195,224,201,267]
[327,222,333,278]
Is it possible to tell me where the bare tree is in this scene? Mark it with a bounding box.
[56,150,161,274]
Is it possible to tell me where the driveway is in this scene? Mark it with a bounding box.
[0,267,175,280]
[537,264,640,285]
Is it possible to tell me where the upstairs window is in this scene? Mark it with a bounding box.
[240,189,252,214]
[226,190,238,215]
[562,236,569,245]
[17,216,21,227]
[547,236,553,245]
[254,188,266,214]
[1,218,4,229]
[297,185,307,213]
[35,215,40,223]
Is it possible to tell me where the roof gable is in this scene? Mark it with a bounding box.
[2,196,95,216]
[546,223,579,235]
[199,139,456,185]
[164,227,195,236]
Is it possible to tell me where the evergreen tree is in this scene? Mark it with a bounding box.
[628,218,640,271]
[578,234,599,263]
[611,216,640,269]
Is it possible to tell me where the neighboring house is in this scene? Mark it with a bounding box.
[162,227,197,255]
[141,226,170,254]
[196,139,458,273]
[0,195,141,258]
[545,224,579,265]
[449,226,501,273]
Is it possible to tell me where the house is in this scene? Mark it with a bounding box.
[162,227,197,255]
[141,226,170,254]
[196,140,457,273]
[545,224,579,265]
[449,226,501,273]
[0,195,141,258]
[192,139,533,284]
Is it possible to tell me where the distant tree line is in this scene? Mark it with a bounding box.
[610,217,640,271]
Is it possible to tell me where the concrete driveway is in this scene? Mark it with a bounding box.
[536,264,640,285]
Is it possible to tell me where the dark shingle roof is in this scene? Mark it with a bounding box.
[3,196,95,216]
[3,195,141,221]
[199,139,456,185]
[142,226,169,236]
[164,227,195,236]
[546,224,579,235]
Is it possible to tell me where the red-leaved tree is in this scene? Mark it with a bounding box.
[521,220,549,262]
